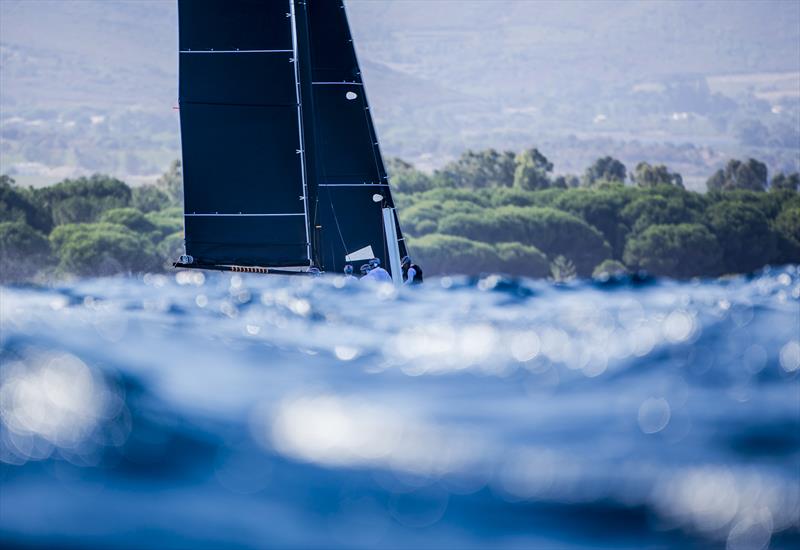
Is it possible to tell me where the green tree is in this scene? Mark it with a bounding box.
[34,174,132,226]
[491,187,566,208]
[400,201,442,236]
[631,162,684,188]
[399,195,484,236]
[706,201,776,274]
[0,175,52,233]
[156,160,184,205]
[490,188,540,207]
[773,206,800,264]
[434,149,516,189]
[157,231,186,268]
[495,242,549,277]
[771,172,799,192]
[550,255,577,282]
[553,175,581,188]
[414,187,491,207]
[145,210,184,242]
[706,188,791,219]
[621,194,703,233]
[513,148,553,190]
[0,221,52,282]
[592,259,628,279]
[584,156,626,186]
[132,185,170,212]
[100,208,157,234]
[623,224,722,278]
[438,206,611,276]
[553,187,635,259]
[409,234,500,275]
[386,158,434,194]
[706,158,768,192]
[50,222,159,276]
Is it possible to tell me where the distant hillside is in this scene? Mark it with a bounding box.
[1,0,798,189]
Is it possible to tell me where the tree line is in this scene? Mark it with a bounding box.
[1,152,798,283]
[0,161,183,282]
[390,150,799,279]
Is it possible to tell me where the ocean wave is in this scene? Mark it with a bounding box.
[1,267,798,548]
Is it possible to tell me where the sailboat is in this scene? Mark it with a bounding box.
[173,0,408,285]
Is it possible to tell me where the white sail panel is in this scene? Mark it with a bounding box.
[345,245,375,262]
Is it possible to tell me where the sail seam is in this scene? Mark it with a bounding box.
[185,213,305,217]
[182,101,299,107]
[318,183,389,187]
[185,241,308,246]
[180,49,292,53]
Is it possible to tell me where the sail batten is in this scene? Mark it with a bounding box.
[185,213,305,217]
[180,50,294,54]
[318,183,389,187]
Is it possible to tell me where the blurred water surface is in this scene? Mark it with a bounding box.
[1,268,799,549]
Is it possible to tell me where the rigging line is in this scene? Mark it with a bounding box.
[360,103,384,183]
[329,240,337,273]
[325,185,349,253]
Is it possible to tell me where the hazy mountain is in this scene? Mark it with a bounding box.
[1,0,798,188]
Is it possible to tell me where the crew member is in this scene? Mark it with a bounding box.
[343,264,357,280]
[401,256,423,285]
[362,258,392,283]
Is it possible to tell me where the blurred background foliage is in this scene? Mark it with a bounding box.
[2,149,798,283]
[1,1,798,190]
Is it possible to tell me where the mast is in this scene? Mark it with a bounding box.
[289,0,313,267]
[292,0,322,269]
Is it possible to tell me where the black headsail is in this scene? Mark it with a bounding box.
[176,0,406,275]
[295,0,407,275]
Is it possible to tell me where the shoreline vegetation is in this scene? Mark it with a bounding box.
[1,150,798,284]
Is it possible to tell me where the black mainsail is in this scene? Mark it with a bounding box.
[176,0,406,279]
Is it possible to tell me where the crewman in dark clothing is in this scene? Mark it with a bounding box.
[401,256,423,285]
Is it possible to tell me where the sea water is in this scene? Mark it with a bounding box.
[1,268,798,549]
